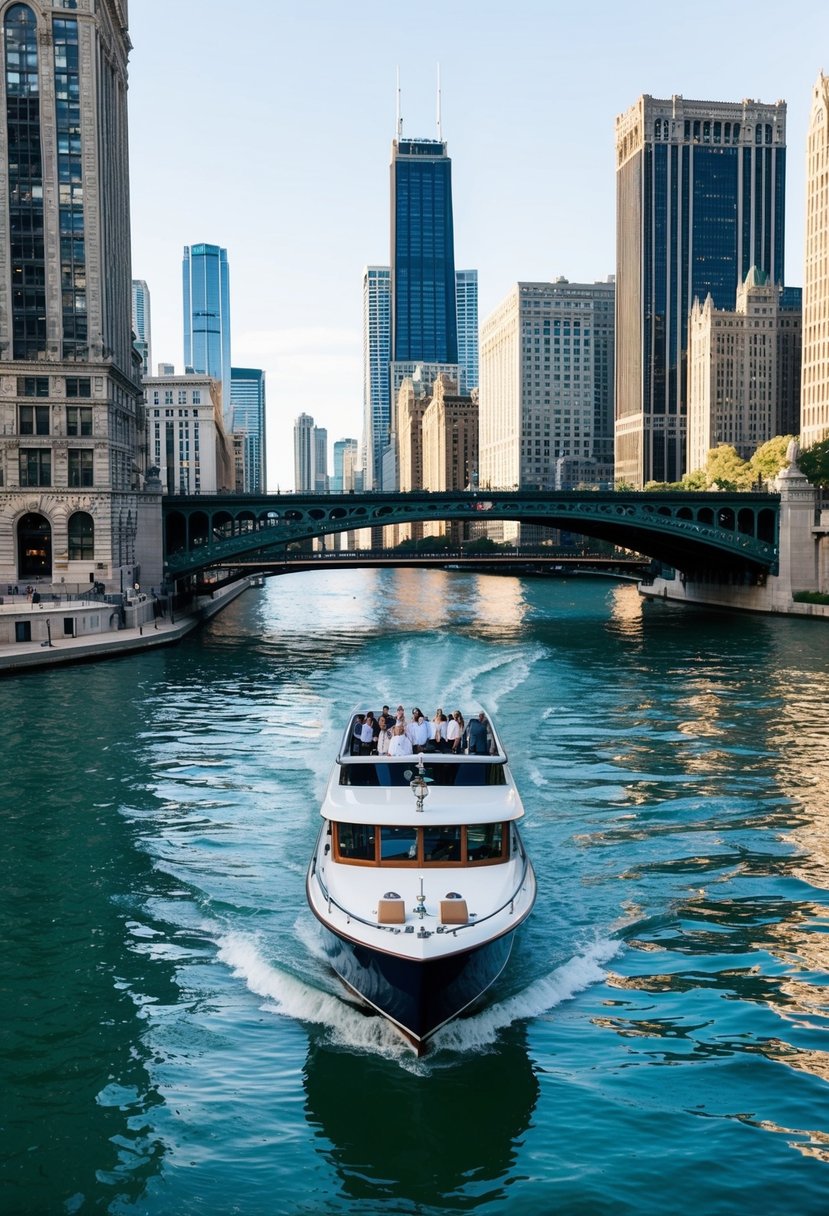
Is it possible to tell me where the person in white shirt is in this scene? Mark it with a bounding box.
[446,711,463,753]
[406,711,429,753]
[388,724,413,756]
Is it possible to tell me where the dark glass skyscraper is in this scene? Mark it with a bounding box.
[390,138,458,364]
[615,95,786,486]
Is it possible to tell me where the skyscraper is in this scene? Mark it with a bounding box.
[390,137,458,365]
[132,280,152,378]
[294,413,315,493]
[802,73,829,449]
[615,94,786,486]
[455,269,479,392]
[230,367,267,492]
[0,1,147,592]
[362,266,391,490]
[183,243,232,425]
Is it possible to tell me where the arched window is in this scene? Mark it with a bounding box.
[17,511,52,577]
[68,511,94,560]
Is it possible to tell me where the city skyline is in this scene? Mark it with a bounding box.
[126,0,828,490]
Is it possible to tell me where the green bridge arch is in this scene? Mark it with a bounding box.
[161,489,780,581]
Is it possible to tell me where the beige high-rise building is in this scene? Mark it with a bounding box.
[802,73,829,449]
[422,375,478,541]
[388,375,430,544]
[479,280,615,492]
[687,269,802,474]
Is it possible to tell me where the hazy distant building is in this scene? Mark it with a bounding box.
[479,279,616,497]
[314,427,329,493]
[230,367,266,492]
[0,1,148,593]
[332,439,360,492]
[294,413,315,493]
[615,94,787,485]
[145,374,232,495]
[183,243,232,426]
[687,270,802,472]
[455,269,479,391]
[132,280,152,378]
[802,73,829,448]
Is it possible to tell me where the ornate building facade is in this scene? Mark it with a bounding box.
[0,0,150,593]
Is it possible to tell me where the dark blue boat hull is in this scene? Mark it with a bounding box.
[315,920,515,1048]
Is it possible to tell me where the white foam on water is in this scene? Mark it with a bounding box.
[218,928,620,1066]
[216,929,413,1061]
[431,935,621,1054]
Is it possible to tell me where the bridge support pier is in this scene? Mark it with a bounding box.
[640,459,829,619]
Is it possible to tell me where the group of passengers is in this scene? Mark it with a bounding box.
[351,705,492,757]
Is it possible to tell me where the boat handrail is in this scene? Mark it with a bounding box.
[309,845,533,937]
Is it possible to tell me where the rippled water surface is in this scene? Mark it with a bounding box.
[2,571,828,1215]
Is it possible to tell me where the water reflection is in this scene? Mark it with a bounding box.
[303,1026,539,1210]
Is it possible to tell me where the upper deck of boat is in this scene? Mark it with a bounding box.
[320,709,523,827]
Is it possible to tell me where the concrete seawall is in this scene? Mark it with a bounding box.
[0,579,254,675]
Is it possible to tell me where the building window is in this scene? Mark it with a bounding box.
[19,449,51,486]
[65,376,91,398]
[66,405,92,436]
[68,449,93,487]
[19,405,50,435]
[67,510,94,559]
[18,376,49,397]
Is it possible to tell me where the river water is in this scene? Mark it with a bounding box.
[2,569,828,1216]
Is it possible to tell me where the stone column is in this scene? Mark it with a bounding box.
[773,444,818,607]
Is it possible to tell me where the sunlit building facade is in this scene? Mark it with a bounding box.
[802,73,829,448]
[687,269,802,473]
[615,94,787,485]
[0,0,147,592]
[361,266,391,490]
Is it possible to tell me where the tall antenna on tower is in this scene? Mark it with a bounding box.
[396,66,403,139]
[436,62,442,141]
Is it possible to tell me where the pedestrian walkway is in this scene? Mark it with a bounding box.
[0,578,255,675]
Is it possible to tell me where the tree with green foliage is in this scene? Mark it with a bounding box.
[704,444,753,491]
[749,435,796,483]
[799,438,829,489]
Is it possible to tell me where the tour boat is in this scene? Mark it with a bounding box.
[306,708,536,1054]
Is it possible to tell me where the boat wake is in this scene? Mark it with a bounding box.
[216,928,620,1061]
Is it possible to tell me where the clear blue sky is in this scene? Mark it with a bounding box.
[127,0,828,491]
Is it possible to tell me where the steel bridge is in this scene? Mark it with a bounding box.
[162,489,780,582]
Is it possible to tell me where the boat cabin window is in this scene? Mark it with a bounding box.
[380,825,418,862]
[339,762,506,788]
[336,823,376,862]
[467,822,504,861]
[334,823,507,866]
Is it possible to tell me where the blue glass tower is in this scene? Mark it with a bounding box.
[615,95,786,486]
[183,243,232,424]
[390,138,458,364]
[230,367,266,492]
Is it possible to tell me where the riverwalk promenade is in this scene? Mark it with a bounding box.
[0,579,251,675]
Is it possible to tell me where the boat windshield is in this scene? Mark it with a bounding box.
[339,762,506,787]
[335,821,506,865]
